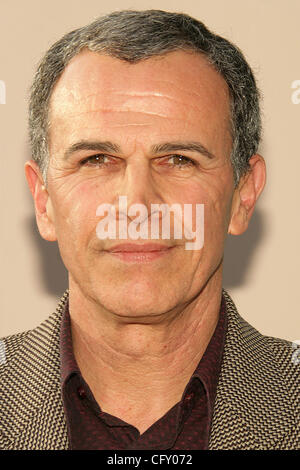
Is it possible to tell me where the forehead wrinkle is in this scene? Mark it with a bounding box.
[53,108,170,119]
[106,123,154,128]
[111,88,211,102]
[68,90,168,101]
[52,86,223,116]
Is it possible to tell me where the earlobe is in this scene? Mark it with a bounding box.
[24,160,57,241]
[228,154,266,236]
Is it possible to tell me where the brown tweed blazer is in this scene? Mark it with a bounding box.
[0,289,299,450]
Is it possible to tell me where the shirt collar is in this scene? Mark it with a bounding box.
[59,297,80,386]
[192,292,227,407]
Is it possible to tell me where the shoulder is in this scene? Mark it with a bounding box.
[0,310,61,374]
[222,288,300,403]
[0,290,69,368]
[0,293,69,449]
[210,289,300,449]
[0,329,30,372]
[265,334,300,400]
[0,291,69,391]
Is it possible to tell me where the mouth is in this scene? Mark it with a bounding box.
[104,243,176,263]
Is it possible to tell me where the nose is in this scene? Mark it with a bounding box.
[114,157,163,223]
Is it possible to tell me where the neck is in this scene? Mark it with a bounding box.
[68,268,223,432]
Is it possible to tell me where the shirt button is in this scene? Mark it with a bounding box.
[185,392,194,401]
[77,386,86,399]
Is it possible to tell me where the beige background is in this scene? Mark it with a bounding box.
[0,0,299,340]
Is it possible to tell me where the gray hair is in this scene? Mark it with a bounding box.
[28,9,261,187]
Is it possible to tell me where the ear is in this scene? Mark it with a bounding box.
[228,154,266,235]
[25,160,57,241]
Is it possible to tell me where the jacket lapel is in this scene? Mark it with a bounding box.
[0,292,69,450]
[209,289,296,449]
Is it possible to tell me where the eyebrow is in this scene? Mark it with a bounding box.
[63,139,215,160]
[151,141,215,159]
[64,141,121,160]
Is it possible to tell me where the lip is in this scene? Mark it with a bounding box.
[105,243,175,263]
[106,243,172,253]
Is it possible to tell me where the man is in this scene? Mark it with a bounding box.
[0,10,298,450]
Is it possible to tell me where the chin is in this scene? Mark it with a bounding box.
[92,284,182,320]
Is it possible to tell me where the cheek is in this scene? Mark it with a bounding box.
[177,177,231,222]
[50,182,103,250]
[179,177,233,256]
[204,190,233,245]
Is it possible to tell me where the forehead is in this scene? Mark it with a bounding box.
[48,49,231,148]
[50,50,229,114]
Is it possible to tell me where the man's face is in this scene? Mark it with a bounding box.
[42,49,235,317]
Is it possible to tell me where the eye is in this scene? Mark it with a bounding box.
[166,154,196,168]
[80,154,112,167]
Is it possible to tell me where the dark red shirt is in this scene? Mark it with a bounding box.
[60,293,227,450]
